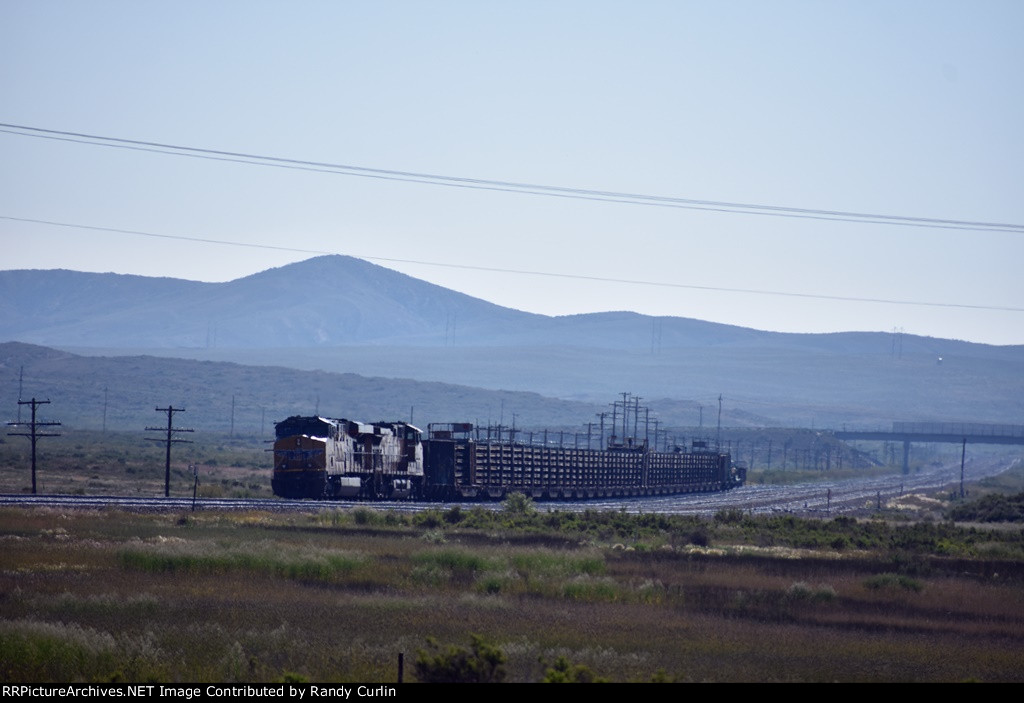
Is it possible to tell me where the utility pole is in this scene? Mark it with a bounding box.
[621,392,630,445]
[7,398,61,494]
[596,411,607,450]
[609,402,618,447]
[190,463,199,511]
[633,396,642,445]
[716,394,723,451]
[17,366,23,422]
[146,406,194,498]
[960,438,967,499]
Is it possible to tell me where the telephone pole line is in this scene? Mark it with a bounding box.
[146,406,194,498]
[7,398,61,494]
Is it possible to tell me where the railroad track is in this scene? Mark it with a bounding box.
[0,456,1017,516]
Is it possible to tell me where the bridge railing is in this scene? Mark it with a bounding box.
[891,422,1024,438]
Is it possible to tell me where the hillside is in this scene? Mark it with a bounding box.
[6,343,900,480]
[0,342,606,434]
[55,340,1024,427]
[4,255,1021,356]
[0,257,535,347]
[2,257,1022,427]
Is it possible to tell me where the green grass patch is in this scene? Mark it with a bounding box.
[561,576,622,602]
[948,491,1024,523]
[118,540,365,583]
[0,619,167,682]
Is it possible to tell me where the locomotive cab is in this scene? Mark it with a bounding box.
[272,416,425,500]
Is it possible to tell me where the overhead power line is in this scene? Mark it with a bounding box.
[146,405,194,498]
[2,122,1022,234]
[2,214,1022,313]
[7,398,62,495]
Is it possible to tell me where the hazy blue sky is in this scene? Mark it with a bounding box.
[2,1,1022,344]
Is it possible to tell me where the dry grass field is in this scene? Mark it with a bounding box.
[0,431,270,499]
[1,504,1022,683]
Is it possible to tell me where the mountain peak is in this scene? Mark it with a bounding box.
[1,258,1017,356]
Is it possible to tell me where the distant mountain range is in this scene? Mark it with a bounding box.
[3,254,1019,354]
[2,256,1022,427]
[0,256,528,348]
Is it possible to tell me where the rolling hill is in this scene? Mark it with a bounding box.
[0,341,607,434]
[2,256,1022,427]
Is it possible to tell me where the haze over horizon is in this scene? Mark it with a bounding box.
[2,2,1022,345]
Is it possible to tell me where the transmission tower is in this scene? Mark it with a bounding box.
[146,406,194,497]
[7,398,61,494]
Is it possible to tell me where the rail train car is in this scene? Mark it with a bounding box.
[420,424,743,501]
[272,415,745,501]
[271,416,424,499]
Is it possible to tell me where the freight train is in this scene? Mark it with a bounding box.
[271,413,746,501]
